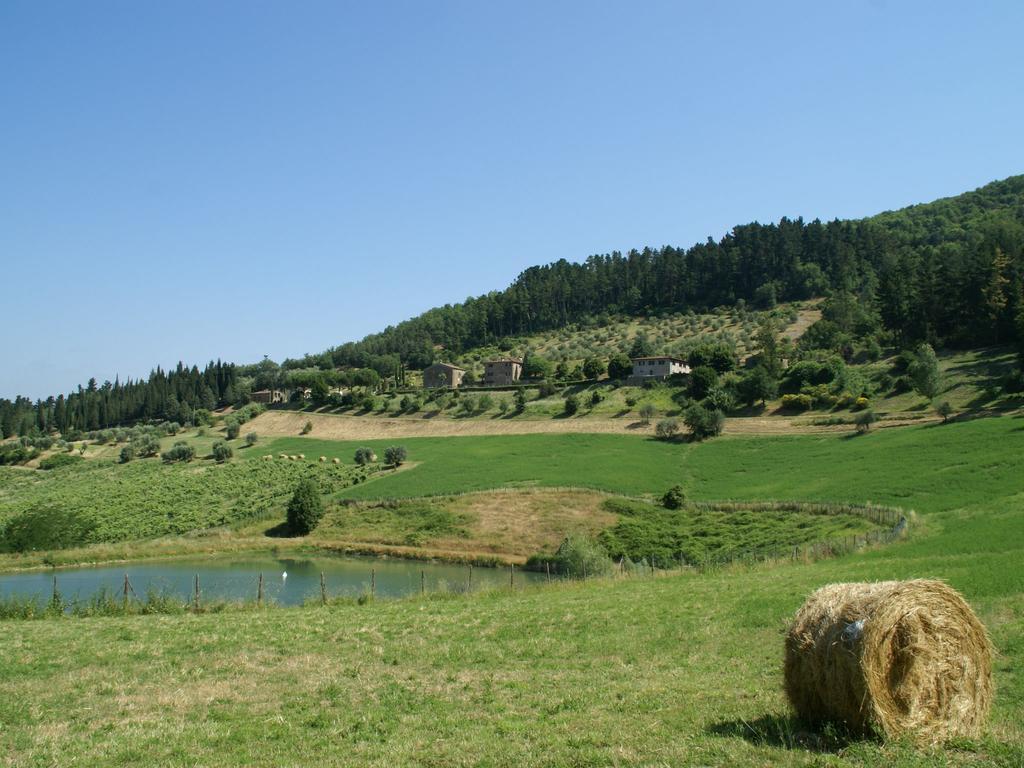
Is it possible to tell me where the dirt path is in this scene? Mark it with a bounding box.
[243,409,936,441]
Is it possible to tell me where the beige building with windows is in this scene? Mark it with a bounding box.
[422,362,466,389]
[629,356,691,383]
[483,358,523,386]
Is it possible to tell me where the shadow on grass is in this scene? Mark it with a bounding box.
[707,714,867,753]
[264,522,296,538]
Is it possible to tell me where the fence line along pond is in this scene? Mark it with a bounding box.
[0,553,545,609]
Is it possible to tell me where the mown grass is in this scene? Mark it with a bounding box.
[1,417,1022,765]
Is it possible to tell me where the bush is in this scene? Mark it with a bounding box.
[0,505,96,553]
[286,479,324,535]
[855,410,877,434]
[245,432,258,446]
[211,441,233,463]
[354,447,376,465]
[936,401,953,423]
[301,420,314,434]
[527,535,613,578]
[513,388,527,413]
[683,404,725,440]
[589,390,603,407]
[134,435,160,458]
[161,441,196,464]
[563,394,579,416]
[638,403,656,424]
[582,358,606,379]
[37,453,83,471]
[689,366,719,400]
[853,396,870,410]
[537,380,558,398]
[384,445,407,466]
[661,485,686,509]
[119,444,135,464]
[225,420,241,440]
[781,393,813,411]
[655,418,680,440]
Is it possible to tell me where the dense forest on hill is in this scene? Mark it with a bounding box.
[289,175,1024,372]
[3,175,1023,437]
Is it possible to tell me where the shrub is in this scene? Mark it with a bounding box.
[781,393,813,411]
[119,445,135,464]
[589,390,603,407]
[513,388,527,413]
[655,418,680,440]
[908,343,941,400]
[661,485,686,509]
[161,441,196,464]
[855,410,877,434]
[301,420,314,435]
[286,479,324,535]
[37,453,83,471]
[582,358,606,379]
[688,366,719,400]
[936,401,953,423]
[245,432,258,446]
[853,396,870,410]
[528,535,613,578]
[537,380,557,398]
[354,447,376,465]
[563,394,579,416]
[134,435,159,458]
[384,445,407,466]
[211,441,233,463]
[0,505,96,553]
[225,420,241,440]
[638,403,656,424]
[683,404,725,440]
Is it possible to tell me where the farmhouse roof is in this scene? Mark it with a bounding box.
[427,362,465,371]
[485,358,523,365]
[631,356,688,364]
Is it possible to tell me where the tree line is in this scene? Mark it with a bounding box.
[1,361,239,438]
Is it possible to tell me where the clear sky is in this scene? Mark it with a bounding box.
[2,1,1022,400]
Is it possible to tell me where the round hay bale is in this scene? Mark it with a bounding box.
[784,579,992,742]
[332,457,340,465]
[319,456,326,462]
[298,453,305,460]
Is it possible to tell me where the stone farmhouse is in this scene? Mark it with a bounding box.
[629,356,691,383]
[250,389,286,404]
[483,358,523,386]
[422,362,466,389]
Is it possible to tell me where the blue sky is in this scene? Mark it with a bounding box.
[2,1,1022,399]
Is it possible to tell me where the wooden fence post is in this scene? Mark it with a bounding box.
[257,572,263,607]
[193,574,201,612]
[421,570,425,596]
[509,563,514,589]
[123,573,130,611]
[371,568,375,598]
[320,572,327,606]
[468,564,472,591]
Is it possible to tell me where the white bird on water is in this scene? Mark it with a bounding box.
[282,571,288,582]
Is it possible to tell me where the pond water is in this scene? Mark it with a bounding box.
[0,553,544,608]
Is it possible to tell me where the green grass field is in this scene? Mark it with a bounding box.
[1,416,1022,765]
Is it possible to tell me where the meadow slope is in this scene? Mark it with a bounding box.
[0,416,1022,766]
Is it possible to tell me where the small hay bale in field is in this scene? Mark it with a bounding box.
[263,454,273,460]
[332,457,340,465]
[319,456,326,462]
[289,455,297,461]
[298,453,305,460]
[279,453,288,459]
[784,579,992,742]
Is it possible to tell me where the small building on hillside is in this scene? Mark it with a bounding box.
[422,362,466,389]
[483,358,523,386]
[629,356,691,383]
[251,389,286,404]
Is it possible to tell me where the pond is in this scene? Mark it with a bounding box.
[0,552,545,608]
